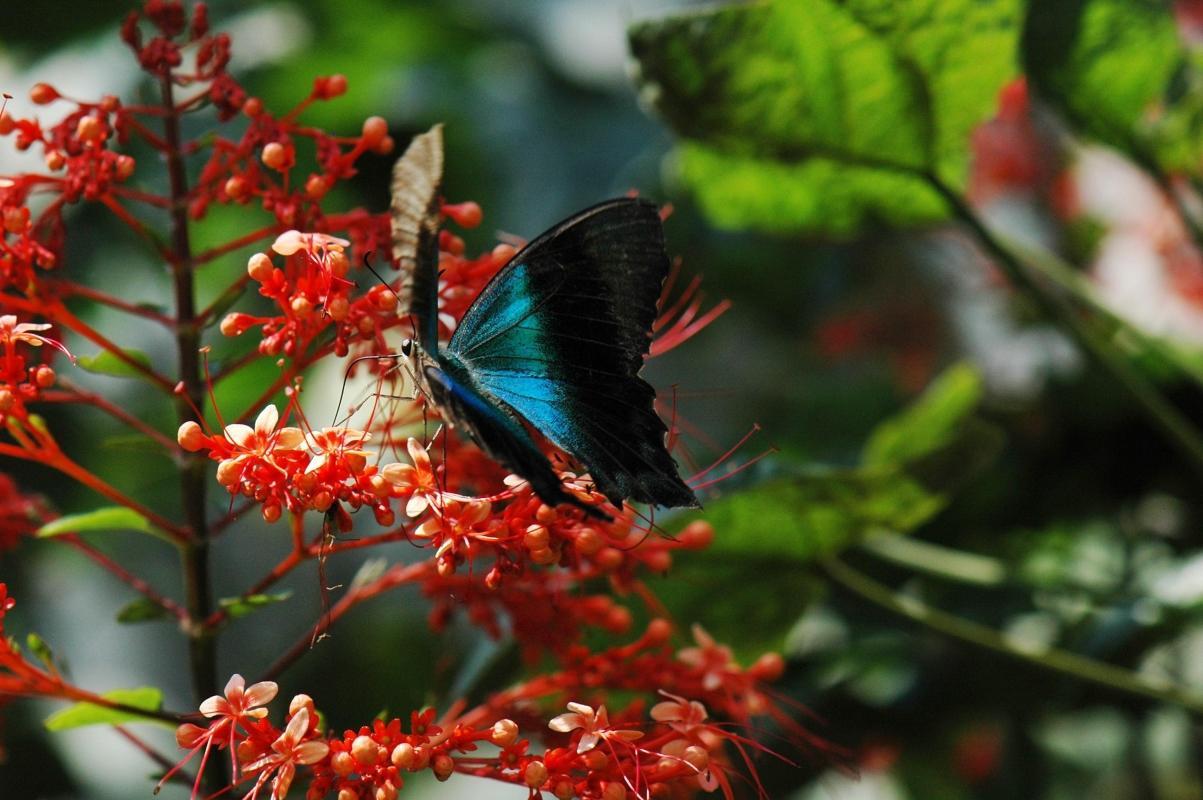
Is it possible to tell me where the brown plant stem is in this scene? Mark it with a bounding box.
[159,75,217,717]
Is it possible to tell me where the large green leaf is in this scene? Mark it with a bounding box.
[44,687,163,731]
[695,364,998,562]
[629,0,1022,237]
[1023,0,1201,175]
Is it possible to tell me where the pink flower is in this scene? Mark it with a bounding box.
[548,702,642,754]
[0,315,73,360]
[270,230,349,257]
[650,690,709,734]
[677,624,737,692]
[242,707,329,800]
[200,673,278,722]
[381,438,440,517]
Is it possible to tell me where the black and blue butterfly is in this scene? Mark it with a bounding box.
[389,125,698,520]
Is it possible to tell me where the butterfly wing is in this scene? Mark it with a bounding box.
[390,124,444,352]
[440,197,697,510]
[420,363,607,519]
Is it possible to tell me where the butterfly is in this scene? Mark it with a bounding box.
[389,124,698,521]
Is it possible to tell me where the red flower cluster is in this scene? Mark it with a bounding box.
[0,3,816,798]
[163,617,797,800]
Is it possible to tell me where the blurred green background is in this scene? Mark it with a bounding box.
[5,1,1203,799]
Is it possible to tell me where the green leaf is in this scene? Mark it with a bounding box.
[44,687,162,731]
[676,145,948,238]
[25,632,56,670]
[76,348,153,379]
[629,0,1022,237]
[1023,0,1199,175]
[652,555,824,659]
[219,591,292,620]
[116,598,172,625]
[36,507,152,538]
[863,363,983,466]
[699,469,944,561]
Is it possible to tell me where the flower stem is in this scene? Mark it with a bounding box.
[820,555,1203,714]
[925,173,1203,478]
[159,75,217,711]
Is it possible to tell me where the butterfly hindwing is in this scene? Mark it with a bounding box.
[420,364,605,519]
[439,198,697,510]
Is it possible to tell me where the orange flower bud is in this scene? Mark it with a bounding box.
[315,74,348,99]
[243,97,263,117]
[523,524,549,550]
[352,734,379,765]
[643,550,672,573]
[247,252,273,282]
[44,151,64,171]
[0,113,14,135]
[432,753,454,781]
[574,527,603,556]
[372,134,395,155]
[262,142,288,170]
[33,365,55,388]
[177,421,205,451]
[553,780,573,800]
[76,116,103,143]
[391,743,415,769]
[327,249,349,278]
[327,296,350,322]
[331,751,355,777]
[602,783,627,800]
[490,718,519,747]
[262,503,282,523]
[29,83,59,105]
[492,243,518,264]
[684,745,710,770]
[361,116,388,148]
[645,618,672,645]
[524,761,548,788]
[115,154,135,181]
[305,174,329,199]
[216,459,241,486]
[443,201,482,229]
[291,296,314,317]
[225,175,250,200]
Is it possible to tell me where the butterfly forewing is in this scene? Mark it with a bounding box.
[439,198,697,509]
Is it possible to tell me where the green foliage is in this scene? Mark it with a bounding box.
[219,592,293,621]
[76,348,154,379]
[43,687,163,731]
[116,598,173,625]
[663,364,997,654]
[1023,0,1203,175]
[36,506,155,539]
[629,0,1021,237]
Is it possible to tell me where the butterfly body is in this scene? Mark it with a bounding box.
[392,127,698,518]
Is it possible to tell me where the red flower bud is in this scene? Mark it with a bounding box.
[29,83,59,105]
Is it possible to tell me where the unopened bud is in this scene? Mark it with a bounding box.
[76,116,103,142]
[262,142,289,170]
[246,253,273,283]
[177,421,205,451]
[524,761,548,788]
[352,734,379,765]
[432,753,454,781]
[44,150,64,171]
[115,154,135,181]
[490,718,519,747]
[391,742,415,769]
[361,116,388,148]
[33,365,55,388]
[305,174,329,199]
[29,83,59,105]
[442,201,482,229]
